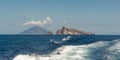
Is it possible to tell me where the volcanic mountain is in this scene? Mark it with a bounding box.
[19,26,53,35]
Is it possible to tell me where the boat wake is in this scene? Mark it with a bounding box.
[13,39,120,60]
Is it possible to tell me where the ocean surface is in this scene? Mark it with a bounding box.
[0,35,120,60]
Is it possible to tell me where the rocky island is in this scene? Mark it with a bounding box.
[56,26,94,35]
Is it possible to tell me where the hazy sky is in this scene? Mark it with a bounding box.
[0,0,120,34]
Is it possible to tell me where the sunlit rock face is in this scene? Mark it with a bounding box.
[56,26,94,35]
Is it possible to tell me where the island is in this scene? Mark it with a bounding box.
[19,26,94,35]
[56,26,94,35]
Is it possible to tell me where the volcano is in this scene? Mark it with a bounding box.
[20,26,49,35]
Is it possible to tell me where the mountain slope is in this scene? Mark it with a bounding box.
[20,26,48,35]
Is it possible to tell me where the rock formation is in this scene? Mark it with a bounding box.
[47,31,53,35]
[56,26,94,35]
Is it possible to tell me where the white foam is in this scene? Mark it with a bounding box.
[101,40,120,60]
[50,39,61,44]
[13,54,39,60]
[62,36,71,41]
[13,39,120,60]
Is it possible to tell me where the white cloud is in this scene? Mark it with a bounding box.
[62,20,67,24]
[22,16,52,26]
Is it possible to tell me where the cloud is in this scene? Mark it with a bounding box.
[62,20,67,24]
[22,16,52,26]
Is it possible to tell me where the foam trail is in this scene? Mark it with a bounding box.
[62,36,71,41]
[13,39,120,60]
[50,36,71,44]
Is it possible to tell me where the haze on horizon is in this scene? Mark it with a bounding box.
[0,0,120,35]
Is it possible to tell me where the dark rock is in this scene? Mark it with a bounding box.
[47,31,53,35]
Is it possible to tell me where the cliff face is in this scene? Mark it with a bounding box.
[56,27,94,35]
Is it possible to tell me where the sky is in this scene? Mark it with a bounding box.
[0,0,120,34]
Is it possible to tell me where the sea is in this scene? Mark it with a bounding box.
[0,35,120,60]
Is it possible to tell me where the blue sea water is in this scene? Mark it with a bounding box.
[0,35,120,60]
